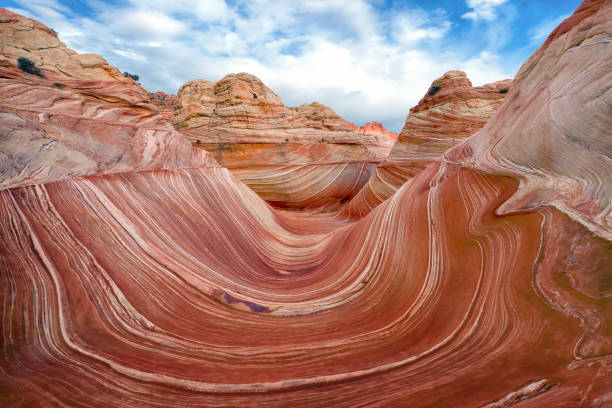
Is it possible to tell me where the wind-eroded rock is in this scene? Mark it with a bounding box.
[0,2,610,407]
[0,9,214,190]
[0,67,215,190]
[0,8,148,101]
[172,72,397,210]
[341,70,511,218]
[460,0,612,240]
[148,91,178,120]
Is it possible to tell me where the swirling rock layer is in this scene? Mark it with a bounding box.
[0,9,212,191]
[172,73,397,210]
[1,1,611,407]
[462,0,612,240]
[1,160,610,407]
[0,9,145,95]
[0,67,213,190]
[149,91,178,120]
[341,70,511,219]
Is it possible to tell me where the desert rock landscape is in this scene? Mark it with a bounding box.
[0,1,610,407]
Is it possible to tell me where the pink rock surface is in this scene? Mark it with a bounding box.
[340,71,511,219]
[459,0,612,240]
[172,73,397,210]
[148,91,178,121]
[0,2,610,407]
[0,67,214,191]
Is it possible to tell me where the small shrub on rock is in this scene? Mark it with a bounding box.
[499,88,509,94]
[122,71,140,81]
[428,85,440,95]
[53,82,65,88]
[253,93,258,99]
[17,57,43,77]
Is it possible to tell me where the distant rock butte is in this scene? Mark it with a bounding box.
[172,72,397,210]
[340,70,512,218]
[148,91,178,120]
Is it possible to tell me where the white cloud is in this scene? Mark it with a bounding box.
[392,10,452,43]
[112,49,147,62]
[127,0,232,23]
[462,0,508,21]
[8,0,521,132]
[104,9,186,39]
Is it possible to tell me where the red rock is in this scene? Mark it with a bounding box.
[458,0,612,240]
[0,9,146,94]
[0,68,214,190]
[0,9,214,190]
[349,121,399,154]
[0,2,610,407]
[148,91,178,120]
[172,73,397,210]
[340,70,511,219]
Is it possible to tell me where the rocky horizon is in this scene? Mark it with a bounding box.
[0,1,610,407]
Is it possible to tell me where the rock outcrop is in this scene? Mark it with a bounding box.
[349,121,398,155]
[0,2,610,407]
[148,91,178,120]
[462,1,612,240]
[0,9,148,102]
[340,70,511,218]
[172,73,397,210]
[0,9,214,190]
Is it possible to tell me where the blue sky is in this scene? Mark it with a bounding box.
[5,0,582,132]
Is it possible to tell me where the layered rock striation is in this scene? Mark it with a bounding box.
[172,72,397,210]
[461,1,612,240]
[341,70,511,218]
[0,2,610,407]
[148,91,178,120]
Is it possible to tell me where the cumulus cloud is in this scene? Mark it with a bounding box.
[462,0,508,21]
[7,0,522,132]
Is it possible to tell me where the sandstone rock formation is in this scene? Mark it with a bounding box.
[0,2,610,407]
[0,66,214,190]
[172,72,397,210]
[0,9,147,100]
[462,1,612,240]
[0,9,213,190]
[349,120,398,154]
[341,70,511,218]
[148,91,178,120]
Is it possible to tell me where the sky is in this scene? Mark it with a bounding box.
[5,0,582,132]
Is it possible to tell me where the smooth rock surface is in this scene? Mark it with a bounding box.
[341,70,511,219]
[461,0,612,240]
[0,2,610,407]
[0,67,214,190]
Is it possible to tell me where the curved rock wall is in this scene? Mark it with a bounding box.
[462,0,612,240]
[341,71,511,219]
[0,2,610,407]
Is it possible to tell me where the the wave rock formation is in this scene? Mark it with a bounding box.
[0,1,611,407]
